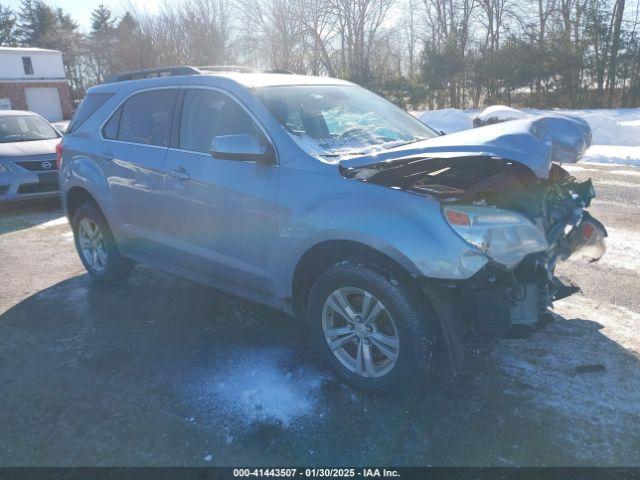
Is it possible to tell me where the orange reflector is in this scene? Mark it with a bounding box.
[446,210,471,226]
[582,222,595,240]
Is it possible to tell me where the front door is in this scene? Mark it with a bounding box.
[163,88,279,296]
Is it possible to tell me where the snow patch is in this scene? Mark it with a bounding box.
[196,347,327,427]
[588,228,640,272]
[35,216,68,229]
[564,164,640,176]
[581,145,640,167]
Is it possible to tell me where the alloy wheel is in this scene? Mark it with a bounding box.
[321,287,400,378]
[78,217,108,272]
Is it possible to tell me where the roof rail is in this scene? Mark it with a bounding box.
[266,69,294,74]
[104,66,201,83]
[199,66,294,74]
[197,65,262,73]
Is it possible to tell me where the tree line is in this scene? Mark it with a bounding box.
[0,0,638,109]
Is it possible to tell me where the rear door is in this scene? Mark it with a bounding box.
[99,87,179,262]
[163,87,279,296]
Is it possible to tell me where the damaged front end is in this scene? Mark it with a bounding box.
[435,161,607,336]
[342,148,606,372]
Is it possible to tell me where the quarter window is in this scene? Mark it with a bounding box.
[102,106,121,140]
[67,93,113,134]
[115,89,178,146]
[179,89,266,154]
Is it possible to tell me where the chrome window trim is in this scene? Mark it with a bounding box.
[98,85,180,150]
[168,85,280,165]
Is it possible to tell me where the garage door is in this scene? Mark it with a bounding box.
[25,87,63,121]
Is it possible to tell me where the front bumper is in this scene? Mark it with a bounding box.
[0,159,60,202]
[421,212,606,374]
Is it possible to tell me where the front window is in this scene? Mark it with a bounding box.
[179,89,267,154]
[0,115,59,143]
[255,85,437,158]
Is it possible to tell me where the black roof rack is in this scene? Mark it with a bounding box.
[197,65,262,73]
[104,65,295,84]
[104,66,201,83]
[199,65,293,74]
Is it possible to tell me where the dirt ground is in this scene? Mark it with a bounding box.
[0,162,639,466]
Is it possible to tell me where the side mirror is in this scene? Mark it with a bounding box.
[210,134,275,163]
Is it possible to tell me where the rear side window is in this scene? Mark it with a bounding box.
[116,89,178,147]
[67,93,113,134]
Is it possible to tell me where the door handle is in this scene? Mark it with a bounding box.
[167,166,190,181]
[101,150,114,161]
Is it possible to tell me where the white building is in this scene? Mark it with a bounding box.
[0,47,72,121]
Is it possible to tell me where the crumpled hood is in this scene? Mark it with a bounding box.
[340,115,592,179]
[0,139,59,158]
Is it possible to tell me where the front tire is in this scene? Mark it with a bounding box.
[72,202,134,282]
[307,260,437,393]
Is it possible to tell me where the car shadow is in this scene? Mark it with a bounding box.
[0,198,62,235]
[0,267,639,466]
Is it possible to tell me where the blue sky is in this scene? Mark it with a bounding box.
[4,0,161,30]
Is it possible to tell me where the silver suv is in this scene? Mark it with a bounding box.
[59,67,606,392]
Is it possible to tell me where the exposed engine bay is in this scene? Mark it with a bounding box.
[342,154,607,341]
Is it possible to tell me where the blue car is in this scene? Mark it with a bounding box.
[58,67,606,392]
[0,110,62,202]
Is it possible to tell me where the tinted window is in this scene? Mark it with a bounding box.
[67,93,114,134]
[102,107,121,140]
[179,89,265,154]
[118,89,178,146]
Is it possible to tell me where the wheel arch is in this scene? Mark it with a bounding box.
[66,186,101,221]
[290,239,424,322]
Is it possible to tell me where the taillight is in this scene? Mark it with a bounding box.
[55,142,63,169]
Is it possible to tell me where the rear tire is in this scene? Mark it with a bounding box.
[307,260,437,394]
[72,202,134,282]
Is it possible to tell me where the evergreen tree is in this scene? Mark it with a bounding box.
[16,0,57,47]
[90,4,115,36]
[89,4,116,81]
[0,4,17,46]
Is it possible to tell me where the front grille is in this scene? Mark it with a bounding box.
[0,185,9,196]
[17,183,59,194]
[13,159,58,172]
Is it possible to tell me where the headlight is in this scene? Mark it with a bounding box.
[443,205,548,268]
[0,163,7,173]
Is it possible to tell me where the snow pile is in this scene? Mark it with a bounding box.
[416,108,473,133]
[475,105,527,124]
[526,109,640,147]
[196,347,327,427]
[580,145,640,167]
[414,107,640,167]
